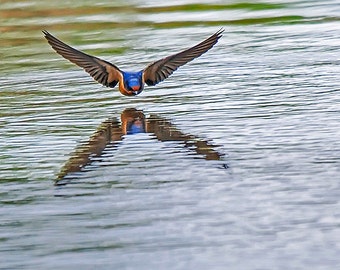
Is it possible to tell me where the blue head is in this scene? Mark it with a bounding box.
[126,118,145,134]
[122,71,144,96]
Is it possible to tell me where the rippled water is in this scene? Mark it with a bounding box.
[1,0,340,269]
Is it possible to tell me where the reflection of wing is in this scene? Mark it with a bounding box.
[43,31,122,88]
[147,115,224,161]
[143,29,224,86]
[56,118,123,184]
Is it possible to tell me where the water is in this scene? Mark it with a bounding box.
[1,0,339,269]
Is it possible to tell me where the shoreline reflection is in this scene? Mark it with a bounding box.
[56,108,226,184]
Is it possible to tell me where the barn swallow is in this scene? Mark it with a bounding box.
[43,29,224,96]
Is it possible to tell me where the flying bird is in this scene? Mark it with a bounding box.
[43,29,224,96]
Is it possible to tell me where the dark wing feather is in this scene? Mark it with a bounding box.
[43,30,122,88]
[143,29,224,86]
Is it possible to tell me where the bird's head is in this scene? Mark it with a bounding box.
[128,78,141,92]
[122,71,144,96]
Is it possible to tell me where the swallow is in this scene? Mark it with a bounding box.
[43,29,224,96]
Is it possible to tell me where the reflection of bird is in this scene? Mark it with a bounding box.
[43,29,224,96]
[56,108,226,183]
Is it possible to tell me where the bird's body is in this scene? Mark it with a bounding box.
[43,29,224,96]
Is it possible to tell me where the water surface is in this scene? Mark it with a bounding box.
[0,0,339,269]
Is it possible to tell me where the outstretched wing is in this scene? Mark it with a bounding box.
[43,30,122,88]
[143,29,224,86]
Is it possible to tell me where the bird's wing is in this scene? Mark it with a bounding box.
[143,29,224,86]
[43,30,122,88]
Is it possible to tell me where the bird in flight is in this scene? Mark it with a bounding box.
[43,29,224,96]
